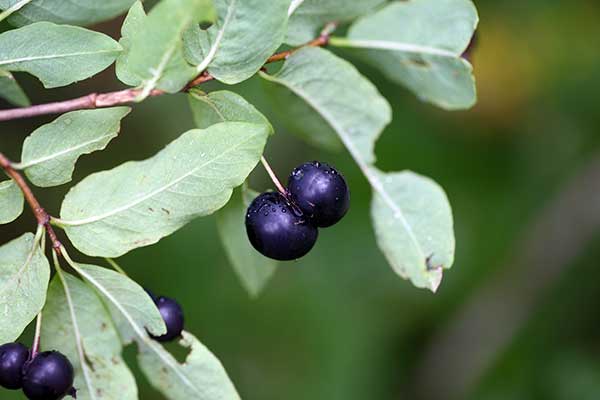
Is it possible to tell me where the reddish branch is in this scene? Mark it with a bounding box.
[0,25,336,122]
[0,153,62,253]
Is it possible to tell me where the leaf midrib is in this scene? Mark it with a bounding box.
[331,37,458,58]
[0,49,119,66]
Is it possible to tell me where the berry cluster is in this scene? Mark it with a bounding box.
[246,161,350,260]
[0,343,75,400]
[147,290,185,342]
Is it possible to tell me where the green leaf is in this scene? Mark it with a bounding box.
[188,90,272,132]
[217,188,277,297]
[0,232,49,343]
[184,0,289,84]
[125,0,215,97]
[42,273,138,400]
[0,0,138,27]
[18,107,131,188]
[286,0,385,45]
[260,47,390,164]
[0,22,122,88]
[70,262,239,400]
[60,122,270,257]
[69,262,166,342]
[115,1,146,87]
[138,331,240,400]
[0,179,24,224]
[260,47,456,291]
[330,0,478,110]
[0,69,30,107]
[261,77,342,151]
[371,171,454,292]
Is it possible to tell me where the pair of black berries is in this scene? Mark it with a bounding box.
[0,295,183,399]
[0,343,75,400]
[246,161,350,261]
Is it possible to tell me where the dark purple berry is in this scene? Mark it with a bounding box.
[151,296,184,342]
[287,161,350,227]
[245,192,318,260]
[0,342,29,390]
[22,351,75,400]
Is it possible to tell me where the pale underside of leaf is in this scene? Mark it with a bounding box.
[0,179,24,224]
[0,22,122,88]
[18,107,131,187]
[59,122,269,257]
[0,231,49,343]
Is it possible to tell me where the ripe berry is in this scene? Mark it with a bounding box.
[0,342,29,390]
[151,296,184,342]
[22,351,75,400]
[246,192,318,260]
[287,161,350,227]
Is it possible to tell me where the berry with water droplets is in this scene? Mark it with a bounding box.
[22,351,75,400]
[0,342,29,390]
[287,161,350,227]
[246,192,318,260]
[151,296,184,342]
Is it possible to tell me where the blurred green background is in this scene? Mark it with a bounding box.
[2,0,600,399]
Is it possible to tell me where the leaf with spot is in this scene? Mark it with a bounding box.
[41,272,138,400]
[138,331,240,400]
[69,262,239,400]
[0,69,30,107]
[184,0,289,84]
[260,47,456,291]
[286,0,385,45]
[330,0,478,110]
[0,0,138,27]
[17,107,131,188]
[0,232,49,343]
[59,121,270,257]
[0,22,122,88]
[124,0,215,97]
[0,179,24,224]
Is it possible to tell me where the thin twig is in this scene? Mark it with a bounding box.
[260,156,287,195]
[0,27,335,122]
[31,311,42,358]
[0,152,62,253]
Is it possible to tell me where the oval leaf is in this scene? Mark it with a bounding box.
[371,171,455,292]
[0,232,49,343]
[42,273,138,400]
[60,122,270,257]
[0,22,122,88]
[0,0,138,27]
[138,331,240,400]
[184,0,289,84]
[18,107,131,188]
[331,0,479,110]
[0,179,24,224]
[286,0,385,45]
[0,69,30,107]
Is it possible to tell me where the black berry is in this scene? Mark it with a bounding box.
[287,161,350,227]
[22,351,75,400]
[245,192,318,260]
[0,342,29,390]
[151,296,184,342]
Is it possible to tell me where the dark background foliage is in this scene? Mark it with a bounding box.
[2,0,600,398]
